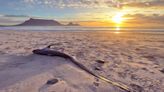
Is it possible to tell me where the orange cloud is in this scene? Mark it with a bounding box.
[77,13,164,28]
[122,14,164,27]
[124,14,164,23]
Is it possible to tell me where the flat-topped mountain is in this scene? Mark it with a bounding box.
[0,18,80,26]
[17,18,63,26]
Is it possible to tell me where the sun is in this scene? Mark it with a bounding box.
[112,12,124,24]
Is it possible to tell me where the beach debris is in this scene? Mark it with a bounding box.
[94,66,102,71]
[46,78,59,85]
[95,78,99,82]
[130,84,144,92]
[143,55,156,61]
[95,60,106,64]
[130,74,138,80]
[94,60,105,71]
[93,82,99,87]
[160,68,164,73]
[118,72,127,78]
[135,48,141,51]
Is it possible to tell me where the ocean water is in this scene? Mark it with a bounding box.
[0,26,164,33]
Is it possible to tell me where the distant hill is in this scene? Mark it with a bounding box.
[0,18,80,26]
[17,18,63,26]
[0,25,8,27]
[66,22,80,26]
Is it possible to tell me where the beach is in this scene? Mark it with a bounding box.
[0,30,164,92]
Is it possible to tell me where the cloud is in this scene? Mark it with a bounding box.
[0,18,22,25]
[3,15,29,17]
[123,0,164,8]
[0,14,4,17]
[22,0,164,9]
[23,0,124,8]
[0,14,30,25]
[124,13,164,24]
[24,0,35,3]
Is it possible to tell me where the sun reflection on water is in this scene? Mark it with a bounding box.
[114,31,120,34]
[114,26,121,34]
[116,27,120,31]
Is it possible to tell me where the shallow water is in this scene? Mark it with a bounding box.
[0,26,164,33]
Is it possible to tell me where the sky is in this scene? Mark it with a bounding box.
[0,0,164,28]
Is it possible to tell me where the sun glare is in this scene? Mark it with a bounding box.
[112,12,124,24]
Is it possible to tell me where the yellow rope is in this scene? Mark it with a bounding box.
[97,75,131,92]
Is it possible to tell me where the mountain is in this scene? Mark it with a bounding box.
[0,18,80,26]
[66,22,80,26]
[17,18,63,26]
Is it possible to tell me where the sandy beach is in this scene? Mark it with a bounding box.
[0,30,164,92]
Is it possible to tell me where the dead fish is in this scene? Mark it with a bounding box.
[33,45,131,92]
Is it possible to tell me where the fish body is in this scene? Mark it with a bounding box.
[33,47,131,92]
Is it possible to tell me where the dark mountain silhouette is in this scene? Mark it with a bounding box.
[17,18,63,26]
[0,18,80,26]
[66,22,80,26]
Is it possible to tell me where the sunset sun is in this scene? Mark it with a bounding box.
[112,12,124,24]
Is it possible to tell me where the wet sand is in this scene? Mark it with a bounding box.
[0,30,164,92]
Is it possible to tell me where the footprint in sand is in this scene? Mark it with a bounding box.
[89,78,100,92]
[93,78,100,87]
[130,84,144,92]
